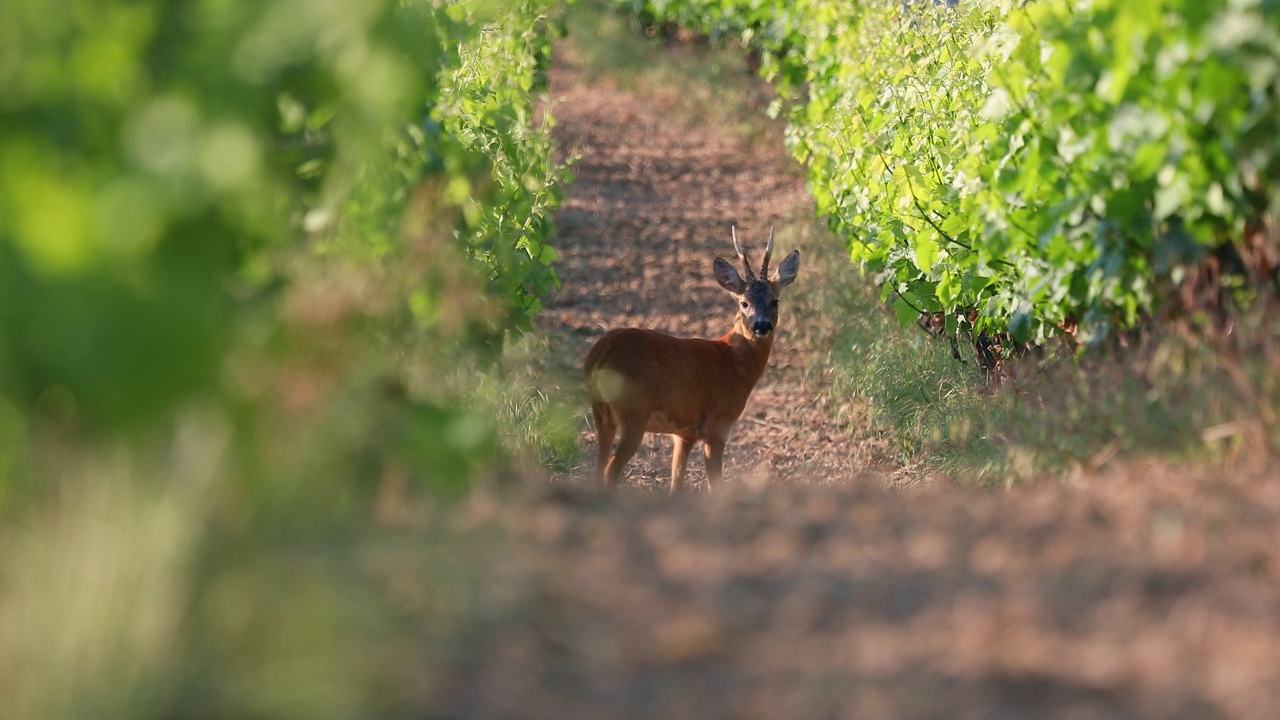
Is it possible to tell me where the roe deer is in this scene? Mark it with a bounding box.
[583,227,800,493]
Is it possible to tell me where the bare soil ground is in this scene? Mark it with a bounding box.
[431,14,1280,719]
[536,35,881,492]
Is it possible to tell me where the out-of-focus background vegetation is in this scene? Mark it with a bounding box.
[0,0,574,716]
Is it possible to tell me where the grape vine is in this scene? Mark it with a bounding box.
[614,0,1280,346]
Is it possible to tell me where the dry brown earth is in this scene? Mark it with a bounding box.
[537,29,881,491]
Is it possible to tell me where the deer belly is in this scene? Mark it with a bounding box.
[645,412,696,436]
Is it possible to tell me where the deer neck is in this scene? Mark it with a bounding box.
[719,314,774,385]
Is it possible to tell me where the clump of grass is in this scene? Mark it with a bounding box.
[876,306,1275,484]
[784,218,993,481]
[985,317,1280,479]
[784,215,1280,486]
[487,332,583,474]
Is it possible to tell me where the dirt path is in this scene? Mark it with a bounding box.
[537,22,875,491]
[443,464,1280,719]
[430,7,1280,719]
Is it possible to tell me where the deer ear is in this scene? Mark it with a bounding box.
[772,250,800,290]
[712,257,745,294]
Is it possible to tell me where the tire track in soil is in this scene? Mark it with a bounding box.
[537,37,873,492]
[438,20,1280,720]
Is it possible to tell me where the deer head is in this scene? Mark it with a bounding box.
[713,226,801,338]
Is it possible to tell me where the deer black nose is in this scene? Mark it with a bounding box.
[752,319,773,337]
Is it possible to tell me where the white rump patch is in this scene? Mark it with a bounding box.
[588,367,634,405]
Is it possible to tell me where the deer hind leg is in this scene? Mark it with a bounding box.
[591,402,616,488]
[669,435,695,495]
[603,412,646,489]
[704,435,727,491]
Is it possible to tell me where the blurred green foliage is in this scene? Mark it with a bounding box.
[0,0,573,716]
[0,0,566,473]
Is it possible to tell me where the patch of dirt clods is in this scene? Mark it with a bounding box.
[440,467,1280,719]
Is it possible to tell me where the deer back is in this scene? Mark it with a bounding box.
[585,328,766,434]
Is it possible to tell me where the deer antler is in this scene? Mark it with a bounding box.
[731,225,756,281]
[761,226,775,279]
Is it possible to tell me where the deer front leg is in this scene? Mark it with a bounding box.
[704,435,727,490]
[669,435,695,495]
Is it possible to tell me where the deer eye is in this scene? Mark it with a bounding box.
[740,301,749,310]
[770,299,779,308]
